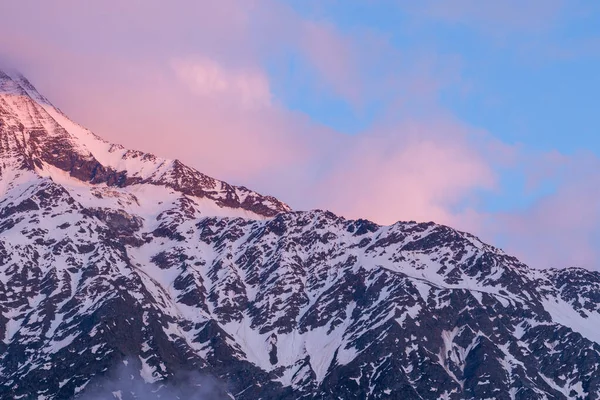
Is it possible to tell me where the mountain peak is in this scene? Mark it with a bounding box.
[0,71,290,218]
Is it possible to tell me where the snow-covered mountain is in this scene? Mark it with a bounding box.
[1,70,599,400]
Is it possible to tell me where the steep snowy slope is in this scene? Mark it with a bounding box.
[0,70,290,219]
[1,70,599,400]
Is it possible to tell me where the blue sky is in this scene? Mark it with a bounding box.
[282,1,600,154]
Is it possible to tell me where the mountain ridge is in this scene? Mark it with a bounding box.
[0,70,599,399]
[0,69,290,219]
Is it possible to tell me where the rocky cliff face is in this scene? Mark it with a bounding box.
[1,70,599,400]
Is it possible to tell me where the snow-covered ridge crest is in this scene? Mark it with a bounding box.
[0,69,290,219]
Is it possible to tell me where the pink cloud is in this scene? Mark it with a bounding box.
[483,153,600,269]
[316,119,496,226]
[171,57,272,108]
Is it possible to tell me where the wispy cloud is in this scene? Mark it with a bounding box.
[171,57,272,108]
[484,152,600,269]
[80,358,227,399]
